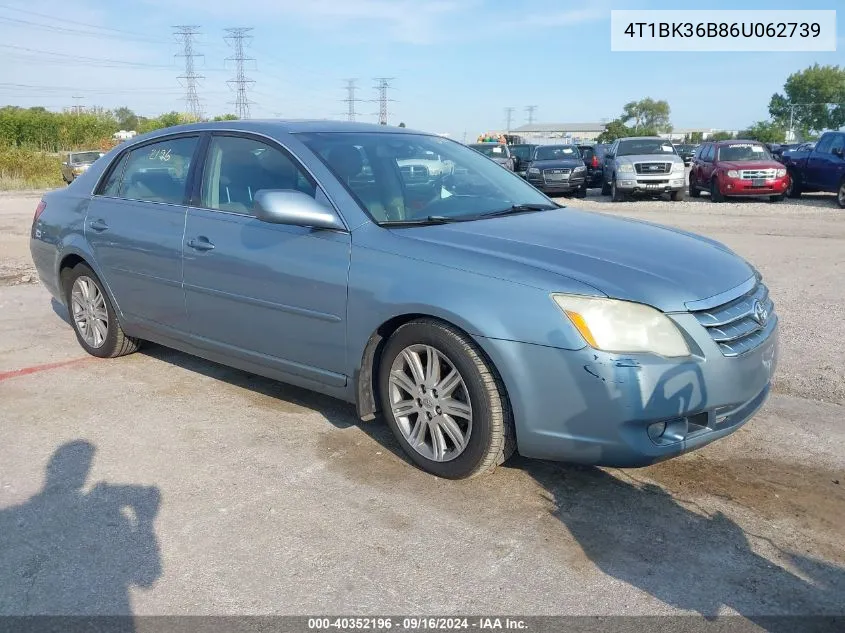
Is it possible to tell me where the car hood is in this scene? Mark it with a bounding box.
[529,159,584,169]
[489,156,510,163]
[393,209,752,312]
[718,160,783,171]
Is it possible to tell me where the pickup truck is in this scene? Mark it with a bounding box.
[779,131,845,208]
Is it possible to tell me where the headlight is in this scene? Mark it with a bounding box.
[776,168,786,178]
[528,167,540,175]
[573,165,586,173]
[726,170,740,178]
[617,163,634,173]
[671,162,685,173]
[552,294,691,357]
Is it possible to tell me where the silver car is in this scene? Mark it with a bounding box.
[602,137,686,202]
[469,143,515,171]
[61,151,105,184]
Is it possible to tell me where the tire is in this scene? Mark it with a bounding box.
[837,180,845,209]
[63,263,140,358]
[601,178,611,196]
[710,178,725,203]
[574,185,587,198]
[611,177,626,202]
[378,318,515,479]
[670,189,685,202]
[786,172,802,198]
[689,175,701,198]
[769,194,784,203]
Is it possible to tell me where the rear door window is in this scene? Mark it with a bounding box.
[118,137,199,204]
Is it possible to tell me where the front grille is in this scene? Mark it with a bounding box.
[739,169,777,180]
[691,281,777,357]
[543,168,571,176]
[635,162,671,174]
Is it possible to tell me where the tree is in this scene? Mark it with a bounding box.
[620,98,671,133]
[689,131,703,144]
[596,119,632,144]
[768,64,845,134]
[212,114,238,121]
[112,107,138,131]
[398,122,406,128]
[736,120,786,144]
[709,131,735,141]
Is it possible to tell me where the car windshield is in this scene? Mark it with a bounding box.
[534,145,581,161]
[677,145,696,152]
[718,143,772,161]
[469,144,508,158]
[510,145,534,160]
[617,139,677,156]
[299,132,554,225]
[71,151,103,164]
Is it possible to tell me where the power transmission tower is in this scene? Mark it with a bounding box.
[173,25,204,120]
[504,107,515,132]
[71,95,84,116]
[372,78,395,125]
[224,27,255,119]
[342,79,362,121]
[525,105,538,125]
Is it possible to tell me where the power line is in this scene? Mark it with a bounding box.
[504,106,515,132]
[0,3,171,39]
[342,79,362,121]
[0,15,168,44]
[174,25,204,120]
[0,44,173,68]
[372,78,395,125]
[71,96,84,116]
[525,105,538,125]
[224,27,255,119]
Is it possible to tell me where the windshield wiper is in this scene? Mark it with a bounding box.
[380,215,471,227]
[479,203,558,218]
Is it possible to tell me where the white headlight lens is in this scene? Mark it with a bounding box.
[671,162,685,173]
[776,168,786,178]
[726,170,740,178]
[617,163,634,173]
[573,165,586,172]
[552,294,690,357]
[528,167,540,175]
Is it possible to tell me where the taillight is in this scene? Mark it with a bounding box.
[33,200,46,223]
[591,156,599,168]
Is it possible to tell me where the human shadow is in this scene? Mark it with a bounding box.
[0,440,162,629]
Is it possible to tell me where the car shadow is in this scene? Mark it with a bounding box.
[0,440,162,630]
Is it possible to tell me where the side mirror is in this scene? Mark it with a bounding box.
[253,190,345,231]
[833,147,844,158]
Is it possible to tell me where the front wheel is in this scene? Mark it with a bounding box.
[786,173,802,198]
[378,319,515,479]
[689,175,701,198]
[769,194,785,203]
[611,177,626,202]
[574,185,587,198]
[837,180,845,209]
[710,178,725,203]
[670,189,685,202]
[63,263,140,358]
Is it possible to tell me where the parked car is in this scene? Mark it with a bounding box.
[601,137,686,201]
[577,143,608,188]
[31,120,778,479]
[689,140,789,203]
[509,143,537,178]
[525,144,588,197]
[674,144,698,165]
[780,131,845,208]
[61,150,105,184]
[468,142,515,171]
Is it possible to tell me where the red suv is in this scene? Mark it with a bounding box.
[689,140,789,203]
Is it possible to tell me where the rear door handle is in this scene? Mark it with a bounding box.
[88,219,109,232]
[186,237,215,252]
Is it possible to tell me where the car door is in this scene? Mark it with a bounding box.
[182,132,351,386]
[85,134,199,330]
[603,141,618,183]
[699,144,715,182]
[807,133,844,191]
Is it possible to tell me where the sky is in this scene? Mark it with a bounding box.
[0,0,842,140]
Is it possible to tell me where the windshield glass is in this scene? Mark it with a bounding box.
[534,145,581,161]
[718,143,772,162]
[617,139,677,156]
[299,132,553,224]
[469,143,508,158]
[510,145,534,160]
[71,151,103,164]
[676,145,696,152]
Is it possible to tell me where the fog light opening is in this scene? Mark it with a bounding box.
[647,421,667,442]
[648,418,689,445]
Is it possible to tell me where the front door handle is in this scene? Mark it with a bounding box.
[186,237,215,252]
[88,219,109,232]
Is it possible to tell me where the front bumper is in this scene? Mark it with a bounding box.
[721,176,789,196]
[476,315,778,467]
[527,174,587,193]
[616,173,686,194]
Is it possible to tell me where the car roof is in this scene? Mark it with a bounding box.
[712,139,765,146]
[617,136,665,141]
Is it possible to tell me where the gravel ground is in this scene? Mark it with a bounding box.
[1,189,843,619]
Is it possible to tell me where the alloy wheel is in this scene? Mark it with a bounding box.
[70,276,109,348]
[388,344,473,462]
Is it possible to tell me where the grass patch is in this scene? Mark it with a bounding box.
[0,148,63,190]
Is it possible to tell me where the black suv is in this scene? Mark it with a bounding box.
[509,143,537,178]
[674,144,698,165]
[578,143,608,188]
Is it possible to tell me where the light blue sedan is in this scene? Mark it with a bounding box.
[30,121,779,479]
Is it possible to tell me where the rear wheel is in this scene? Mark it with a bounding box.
[63,263,140,358]
[689,175,701,198]
[710,178,725,203]
[378,319,515,479]
[601,178,611,196]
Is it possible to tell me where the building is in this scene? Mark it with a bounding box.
[510,122,606,145]
[661,128,739,142]
[113,130,137,141]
